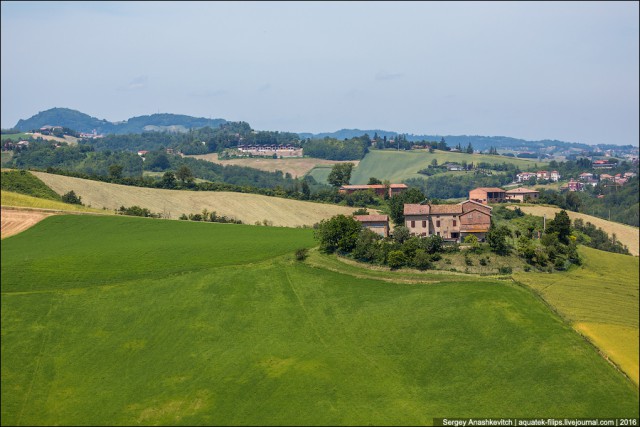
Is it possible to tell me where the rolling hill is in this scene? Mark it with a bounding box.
[14,108,226,135]
[308,149,545,185]
[29,171,360,227]
[1,215,638,424]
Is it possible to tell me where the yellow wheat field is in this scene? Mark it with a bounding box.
[30,171,362,227]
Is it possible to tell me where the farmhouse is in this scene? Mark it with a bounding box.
[563,179,585,192]
[404,200,492,242]
[339,184,408,198]
[354,214,390,237]
[516,172,537,182]
[505,187,539,202]
[469,187,506,204]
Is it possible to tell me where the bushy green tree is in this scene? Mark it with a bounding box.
[387,250,407,270]
[486,222,512,255]
[411,249,433,270]
[546,210,572,245]
[388,187,425,225]
[327,163,354,187]
[393,225,410,244]
[61,190,82,205]
[314,214,362,253]
[352,228,383,262]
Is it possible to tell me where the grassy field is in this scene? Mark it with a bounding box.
[1,215,638,425]
[0,132,32,141]
[515,246,639,385]
[30,171,359,227]
[187,153,359,179]
[307,164,334,184]
[345,149,545,184]
[510,205,639,256]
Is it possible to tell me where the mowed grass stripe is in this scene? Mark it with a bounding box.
[1,214,315,292]
[2,259,638,425]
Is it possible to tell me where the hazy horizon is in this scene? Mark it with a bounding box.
[2,1,638,146]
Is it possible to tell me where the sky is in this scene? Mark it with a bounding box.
[1,1,638,146]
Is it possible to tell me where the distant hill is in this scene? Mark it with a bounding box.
[298,129,399,141]
[14,108,226,135]
[299,129,635,153]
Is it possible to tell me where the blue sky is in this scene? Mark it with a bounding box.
[1,1,638,145]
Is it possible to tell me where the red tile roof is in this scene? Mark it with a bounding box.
[354,215,389,222]
[429,204,463,214]
[460,200,492,212]
[470,187,506,193]
[404,204,430,215]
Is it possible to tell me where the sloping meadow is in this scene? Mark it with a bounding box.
[1,215,638,425]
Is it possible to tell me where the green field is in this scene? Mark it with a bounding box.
[515,246,639,385]
[307,165,334,184]
[2,216,638,425]
[345,149,545,184]
[0,132,32,142]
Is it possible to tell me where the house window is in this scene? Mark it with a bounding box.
[422,220,427,228]
[436,220,440,227]
[453,220,457,226]
[411,220,415,228]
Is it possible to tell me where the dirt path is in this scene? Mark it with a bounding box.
[1,207,56,239]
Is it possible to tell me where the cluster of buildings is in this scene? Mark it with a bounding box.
[79,129,104,139]
[236,144,303,158]
[515,170,561,182]
[354,199,493,242]
[352,183,553,241]
[564,171,637,191]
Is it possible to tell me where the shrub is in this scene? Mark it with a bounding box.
[412,249,433,270]
[498,266,513,274]
[295,248,309,261]
[387,250,407,270]
[62,190,83,205]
